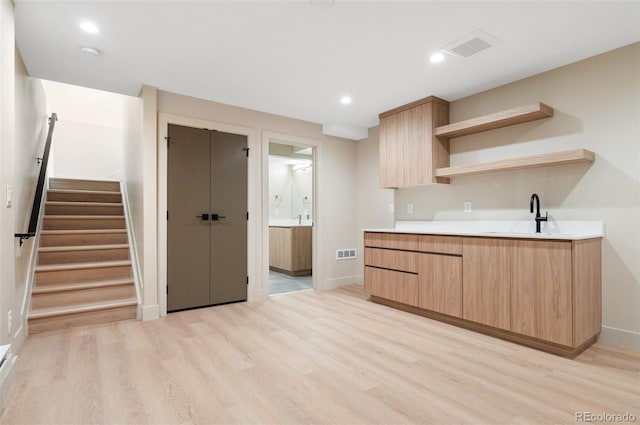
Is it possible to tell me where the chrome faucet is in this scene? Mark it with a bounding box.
[530,193,548,233]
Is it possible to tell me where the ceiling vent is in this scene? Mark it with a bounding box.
[441,29,499,58]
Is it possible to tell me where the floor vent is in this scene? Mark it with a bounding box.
[336,249,357,260]
[441,29,499,58]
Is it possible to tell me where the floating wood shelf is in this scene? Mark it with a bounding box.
[435,103,554,138]
[435,149,595,178]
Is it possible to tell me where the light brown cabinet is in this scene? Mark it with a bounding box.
[363,231,602,357]
[418,253,462,317]
[269,226,312,276]
[364,233,462,315]
[378,96,450,188]
[462,238,511,330]
[511,240,573,346]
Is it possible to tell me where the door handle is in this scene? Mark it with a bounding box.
[196,214,209,221]
[211,214,226,221]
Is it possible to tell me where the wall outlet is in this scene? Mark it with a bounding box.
[7,310,12,336]
[336,249,357,260]
[407,203,413,214]
[388,203,394,214]
[464,201,472,213]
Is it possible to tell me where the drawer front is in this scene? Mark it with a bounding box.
[364,266,418,306]
[418,235,463,255]
[364,248,418,273]
[364,232,418,251]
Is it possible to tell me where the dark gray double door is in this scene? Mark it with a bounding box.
[167,124,247,312]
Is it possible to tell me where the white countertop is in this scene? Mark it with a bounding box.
[269,219,313,227]
[364,220,603,240]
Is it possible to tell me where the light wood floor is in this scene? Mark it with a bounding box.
[2,285,638,425]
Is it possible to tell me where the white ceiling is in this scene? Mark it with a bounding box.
[15,1,640,134]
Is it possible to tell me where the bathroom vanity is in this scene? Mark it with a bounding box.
[363,221,603,357]
[269,225,312,276]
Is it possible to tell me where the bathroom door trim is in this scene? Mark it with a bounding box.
[262,131,324,294]
[158,113,259,316]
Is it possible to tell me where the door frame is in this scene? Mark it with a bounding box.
[158,113,259,315]
[262,131,324,294]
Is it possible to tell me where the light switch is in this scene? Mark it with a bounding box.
[464,201,472,213]
[5,184,12,208]
[388,203,394,214]
[407,203,413,214]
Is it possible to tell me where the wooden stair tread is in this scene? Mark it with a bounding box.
[41,229,127,234]
[44,215,125,219]
[36,260,131,272]
[32,278,134,294]
[38,244,128,253]
[48,189,121,195]
[29,298,137,319]
[46,201,124,207]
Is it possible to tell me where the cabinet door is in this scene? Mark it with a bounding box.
[364,266,418,306]
[511,240,572,346]
[269,227,291,270]
[403,104,431,187]
[291,226,312,271]
[462,238,511,330]
[379,113,403,188]
[418,253,462,317]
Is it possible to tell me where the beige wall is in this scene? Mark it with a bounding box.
[13,51,48,343]
[0,0,16,349]
[355,125,394,278]
[122,85,158,320]
[1,0,48,409]
[358,43,639,347]
[157,90,359,293]
[51,121,123,180]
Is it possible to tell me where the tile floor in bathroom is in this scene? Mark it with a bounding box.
[269,270,312,295]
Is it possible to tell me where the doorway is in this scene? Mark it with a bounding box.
[267,141,314,295]
[167,124,248,311]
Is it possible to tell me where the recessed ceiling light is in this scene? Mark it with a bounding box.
[340,96,352,105]
[430,52,445,63]
[80,22,99,34]
[80,46,101,57]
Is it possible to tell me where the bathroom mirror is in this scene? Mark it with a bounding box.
[268,142,313,225]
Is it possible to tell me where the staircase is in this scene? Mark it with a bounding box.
[28,178,137,334]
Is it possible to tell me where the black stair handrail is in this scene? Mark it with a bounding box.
[15,113,58,246]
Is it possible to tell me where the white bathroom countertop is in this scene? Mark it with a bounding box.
[364,220,603,241]
[269,219,313,227]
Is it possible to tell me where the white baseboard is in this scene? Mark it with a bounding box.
[140,304,160,321]
[320,275,361,290]
[0,350,17,414]
[599,326,640,351]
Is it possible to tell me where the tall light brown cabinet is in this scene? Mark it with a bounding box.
[378,96,450,188]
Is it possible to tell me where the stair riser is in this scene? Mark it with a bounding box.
[47,192,122,203]
[38,248,129,265]
[49,179,120,192]
[40,233,128,247]
[43,218,125,230]
[45,204,124,216]
[28,305,136,334]
[32,284,135,310]
[36,265,132,285]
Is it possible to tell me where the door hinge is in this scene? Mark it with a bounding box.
[165,136,171,148]
[243,147,249,157]
[246,211,249,220]
[166,210,169,220]
[246,276,249,285]
[166,286,169,295]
